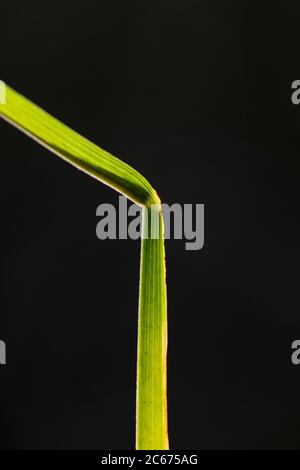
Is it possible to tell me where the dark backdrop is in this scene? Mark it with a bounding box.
[0,0,300,450]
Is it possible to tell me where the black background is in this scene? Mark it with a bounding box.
[1,0,300,450]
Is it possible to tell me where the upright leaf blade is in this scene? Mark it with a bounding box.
[137,207,168,449]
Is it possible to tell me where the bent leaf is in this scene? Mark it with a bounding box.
[0,83,168,450]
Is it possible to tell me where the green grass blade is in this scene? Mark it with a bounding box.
[136,207,168,450]
[0,83,169,450]
[0,85,160,207]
